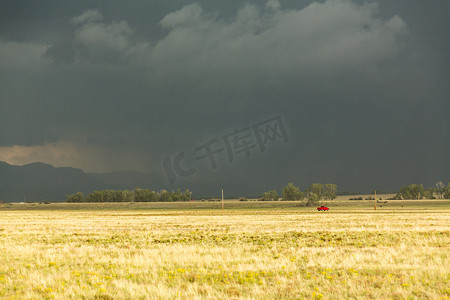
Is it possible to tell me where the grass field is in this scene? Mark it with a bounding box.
[0,200,449,299]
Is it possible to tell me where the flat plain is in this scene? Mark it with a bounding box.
[0,200,449,299]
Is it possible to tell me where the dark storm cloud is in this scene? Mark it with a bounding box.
[0,0,448,192]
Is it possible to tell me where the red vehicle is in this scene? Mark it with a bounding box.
[317,206,329,211]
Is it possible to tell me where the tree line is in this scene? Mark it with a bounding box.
[66,188,192,203]
[261,183,337,206]
[66,181,450,203]
[393,182,450,200]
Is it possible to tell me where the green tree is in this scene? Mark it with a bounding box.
[282,183,304,201]
[411,184,425,199]
[303,183,338,205]
[66,192,84,203]
[85,191,103,202]
[134,188,158,202]
[181,189,192,201]
[307,183,324,197]
[262,190,278,201]
[443,184,450,199]
[423,188,435,199]
[396,184,425,200]
[396,186,411,199]
[171,189,182,202]
[122,190,134,202]
[306,192,320,207]
[305,183,324,206]
[323,184,338,200]
[159,190,172,202]
[101,190,124,202]
[435,181,445,199]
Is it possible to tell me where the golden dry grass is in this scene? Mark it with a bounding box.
[0,201,449,299]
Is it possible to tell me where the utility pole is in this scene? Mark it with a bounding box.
[374,190,377,210]
[221,189,224,211]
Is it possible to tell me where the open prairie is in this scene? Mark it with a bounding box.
[0,200,449,299]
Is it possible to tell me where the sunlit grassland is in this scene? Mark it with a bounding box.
[0,201,449,299]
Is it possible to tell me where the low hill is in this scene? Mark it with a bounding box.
[0,162,105,202]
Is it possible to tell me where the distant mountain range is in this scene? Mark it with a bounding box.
[0,161,166,202]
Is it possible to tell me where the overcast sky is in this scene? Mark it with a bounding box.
[0,0,449,193]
